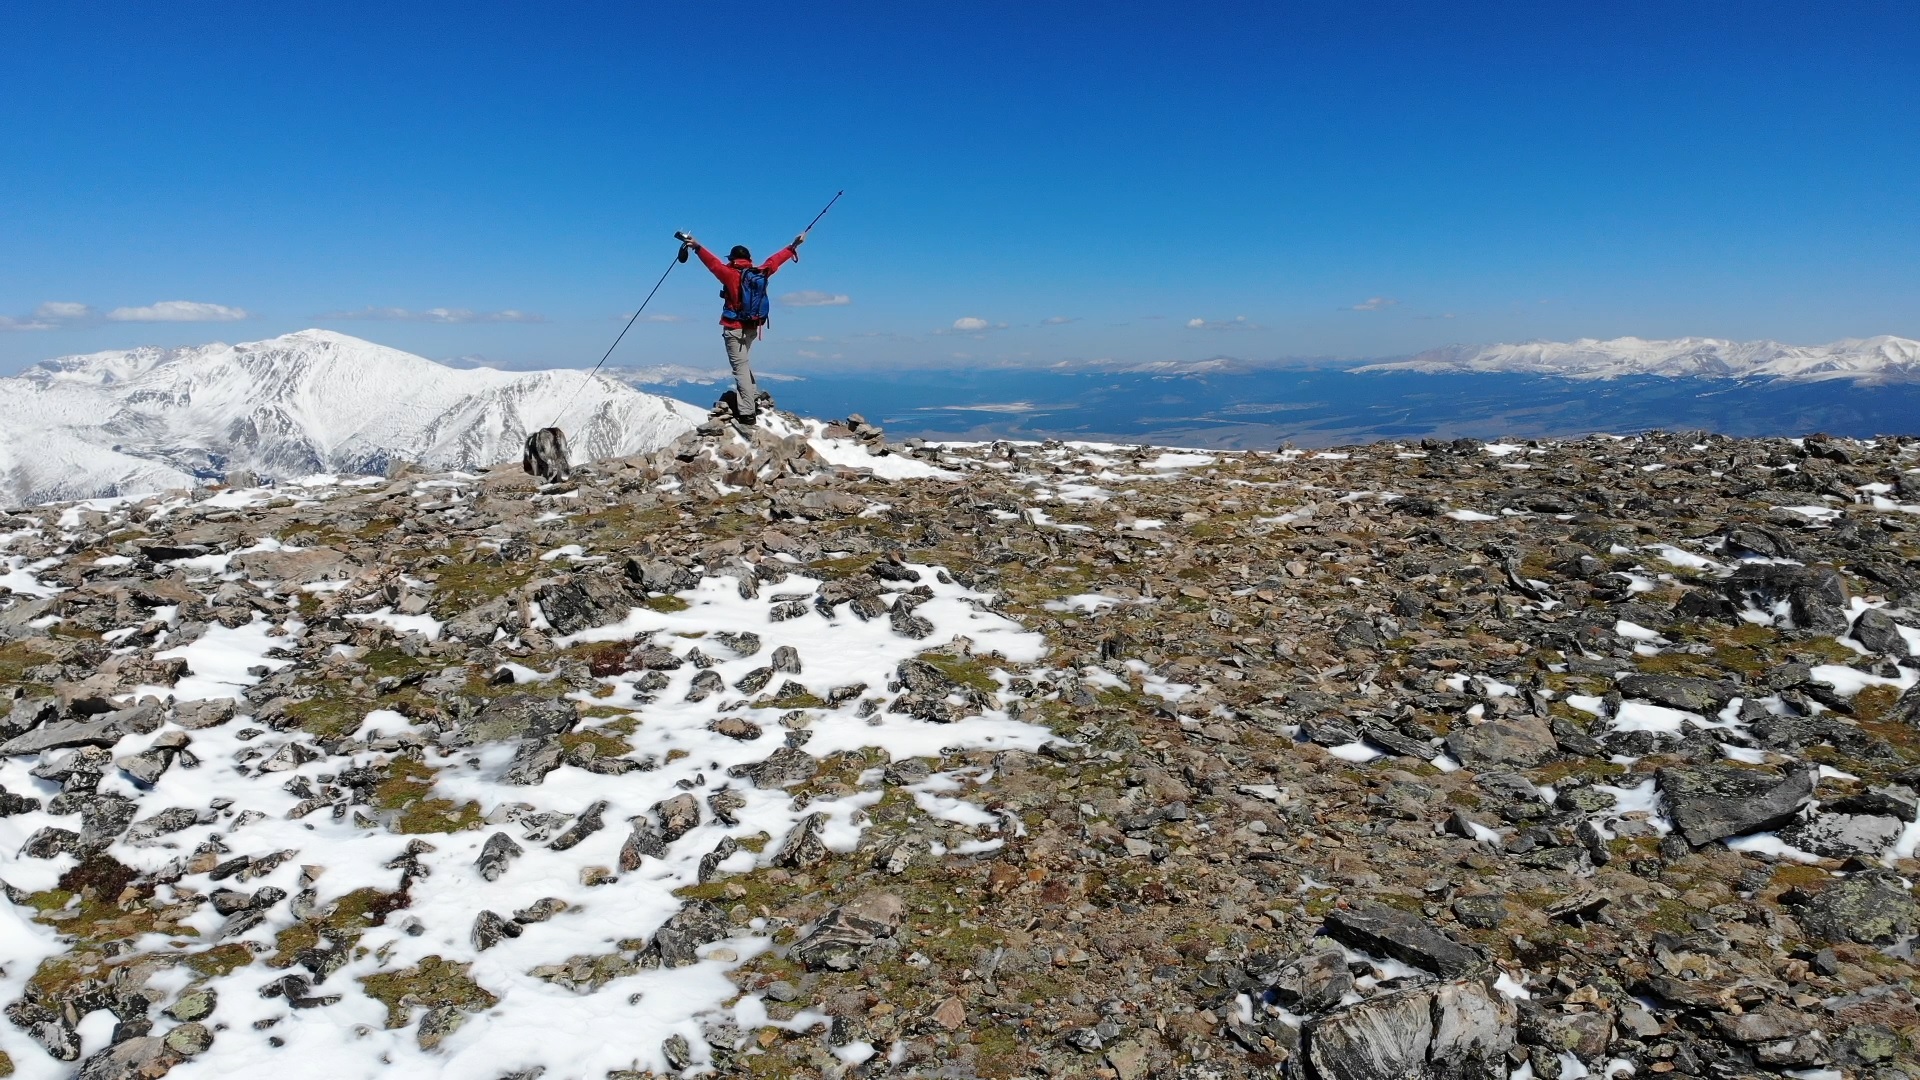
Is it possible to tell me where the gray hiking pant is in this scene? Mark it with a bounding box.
[723,325,761,418]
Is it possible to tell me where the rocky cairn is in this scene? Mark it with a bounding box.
[0,419,1917,1079]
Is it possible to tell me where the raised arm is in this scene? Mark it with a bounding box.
[693,243,732,280]
[762,234,805,275]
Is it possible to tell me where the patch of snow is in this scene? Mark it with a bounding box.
[147,617,298,700]
[1043,593,1129,614]
[1726,832,1826,863]
[345,608,444,640]
[1614,620,1665,642]
[1594,779,1672,836]
[1124,660,1197,702]
[1494,970,1532,999]
[1810,663,1914,698]
[1026,507,1093,532]
[0,556,63,598]
[1144,451,1216,470]
[1610,701,1697,734]
[1565,694,1606,716]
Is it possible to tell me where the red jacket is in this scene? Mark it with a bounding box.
[696,245,797,329]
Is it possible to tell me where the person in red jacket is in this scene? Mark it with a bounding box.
[678,232,805,424]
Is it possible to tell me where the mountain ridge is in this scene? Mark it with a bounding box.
[0,329,705,505]
[1353,334,1920,382]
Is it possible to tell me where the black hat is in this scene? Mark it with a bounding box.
[728,245,751,261]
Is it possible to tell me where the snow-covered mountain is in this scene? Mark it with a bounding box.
[0,330,706,504]
[1353,335,1920,382]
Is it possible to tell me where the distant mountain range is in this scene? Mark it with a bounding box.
[7,329,1916,505]
[0,330,703,505]
[1354,335,1920,382]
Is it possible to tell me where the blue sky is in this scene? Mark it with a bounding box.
[2,2,1916,375]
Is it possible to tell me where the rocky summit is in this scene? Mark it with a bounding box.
[1,413,1919,1080]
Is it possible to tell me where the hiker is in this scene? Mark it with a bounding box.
[679,232,807,424]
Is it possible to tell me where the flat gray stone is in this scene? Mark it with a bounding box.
[1780,812,1905,859]
[1443,716,1557,769]
[1657,763,1815,847]
[1324,901,1484,978]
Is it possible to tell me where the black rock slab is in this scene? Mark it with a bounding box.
[1657,763,1816,847]
[1323,901,1485,978]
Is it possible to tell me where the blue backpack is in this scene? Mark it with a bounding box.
[725,266,771,322]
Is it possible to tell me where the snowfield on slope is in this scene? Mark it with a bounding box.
[1353,334,1920,383]
[0,330,706,504]
[0,551,1053,1079]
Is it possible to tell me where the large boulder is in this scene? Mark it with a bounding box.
[1657,763,1815,847]
[1256,944,1354,1014]
[1304,979,1515,1080]
[1850,607,1912,658]
[1779,811,1905,859]
[443,595,519,644]
[461,695,578,744]
[1613,674,1736,714]
[1324,902,1485,978]
[1785,869,1920,946]
[1723,563,1849,633]
[790,893,904,972]
[0,702,161,756]
[228,546,360,586]
[533,573,637,637]
[73,1035,184,1080]
[1443,717,1557,770]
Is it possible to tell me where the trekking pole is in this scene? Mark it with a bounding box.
[546,247,683,431]
[799,190,843,238]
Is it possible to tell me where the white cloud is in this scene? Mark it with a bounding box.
[1186,315,1260,331]
[780,290,851,308]
[937,316,1009,337]
[1349,296,1399,312]
[318,306,544,324]
[108,300,249,322]
[943,316,1008,334]
[641,313,687,323]
[1041,315,1078,325]
[1,300,97,329]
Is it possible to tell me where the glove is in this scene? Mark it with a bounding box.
[675,232,699,249]
[791,233,807,248]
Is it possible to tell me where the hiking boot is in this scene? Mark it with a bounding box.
[736,413,757,427]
